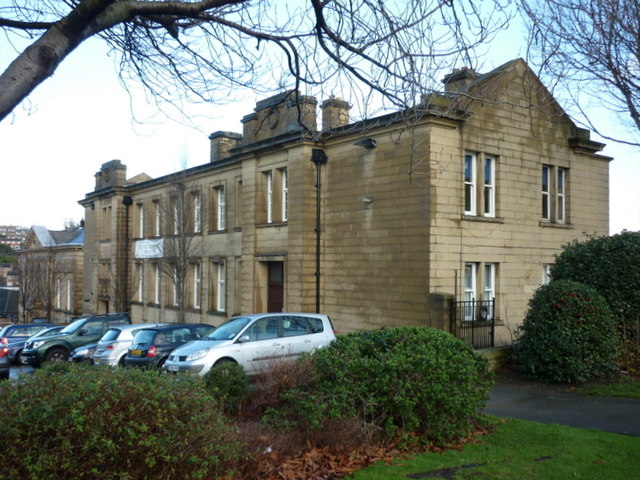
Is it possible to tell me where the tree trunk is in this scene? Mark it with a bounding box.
[0,0,116,121]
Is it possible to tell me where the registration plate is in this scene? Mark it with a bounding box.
[166,364,179,372]
[130,349,142,356]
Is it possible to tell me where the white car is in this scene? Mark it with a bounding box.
[163,313,336,376]
[93,323,168,367]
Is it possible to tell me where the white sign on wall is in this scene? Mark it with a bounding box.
[135,239,164,259]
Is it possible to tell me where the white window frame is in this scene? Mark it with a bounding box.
[172,266,178,307]
[193,191,202,233]
[266,171,273,223]
[193,263,201,309]
[153,263,160,304]
[483,156,495,217]
[557,168,566,223]
[216,261,226,312]
[542,264,552,285]
[541,165,551,220]
[281,167,288,222]
[154,200,161,237]
[463,263,476,321]
[66,278,71,310]
[173,200,179,235]
[137,203,145,238]
[464,153,476,215]
[137,263,144,303]
[483,264,495,302]
[483,264,495,319]
[542,165,567,223]
[56,277,62,309]
[217,186,226,230]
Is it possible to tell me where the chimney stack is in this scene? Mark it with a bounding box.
[442,67,480,92]
[209,131,242,162]
[95,160,127,190]
[321,97,351,130]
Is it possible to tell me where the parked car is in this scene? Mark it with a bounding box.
[163,313,336,377]
[70,343,97,364]
[9,325,64,364]
[0,323,57,348]
[125,323,215,369]
[93,323,168,367]
[21,313,131,366]
[0,343,9,380]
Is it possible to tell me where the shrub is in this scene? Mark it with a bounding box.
[263,326,494,446]
[552,231,640,323]
[513,279,619,383]
[0,364,244,480]
[552,232,640,372]
[203,360,250,415]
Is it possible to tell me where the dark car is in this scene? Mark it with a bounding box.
[125,323,215,369]
[21,313,130,366]
[7,325,64,364]
[0,323,57,350]
[0,343,9,380]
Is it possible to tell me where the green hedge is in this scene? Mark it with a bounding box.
[1,364,243,479]
[514,280,619,383]
[552,231,640,324]
[264,326,494,446]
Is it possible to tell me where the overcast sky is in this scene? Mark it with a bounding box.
[1,32,638,235]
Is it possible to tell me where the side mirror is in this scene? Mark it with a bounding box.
[236,335,251,344]
[78,328,87,336]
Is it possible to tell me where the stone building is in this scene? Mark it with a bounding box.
[18,226,85,323]
[79,59,610,346]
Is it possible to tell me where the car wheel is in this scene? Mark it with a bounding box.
[118,355,126,367]
[45,348,68,363]
[212,359,238,374]
[14,349,23,365]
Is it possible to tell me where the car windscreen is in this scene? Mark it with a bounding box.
[207,317,251,340]
[59,318,87,334]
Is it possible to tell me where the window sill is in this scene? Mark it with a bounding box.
[539,221,572,229]
[207,310,227,317]
[461,215,504,224]
[257,221,288,229]
[207,229,228,235]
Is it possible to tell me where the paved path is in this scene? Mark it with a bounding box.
[485,372,640,436]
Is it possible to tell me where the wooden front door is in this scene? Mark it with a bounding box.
[267,262,284,313]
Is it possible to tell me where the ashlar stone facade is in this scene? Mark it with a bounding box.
[79,59,610,345]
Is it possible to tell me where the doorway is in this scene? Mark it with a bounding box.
[267,262,284,312]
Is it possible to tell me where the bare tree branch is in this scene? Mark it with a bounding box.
[0,0,513,124]
[521,0,640,145]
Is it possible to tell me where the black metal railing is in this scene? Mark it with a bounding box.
[450,298,495,349]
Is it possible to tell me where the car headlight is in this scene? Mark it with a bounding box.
[186,348,210,362]
[32,341,45,349]
[75,348,89,356]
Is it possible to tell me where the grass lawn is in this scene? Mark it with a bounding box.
[349,417,640,479]
[578,374,640,399]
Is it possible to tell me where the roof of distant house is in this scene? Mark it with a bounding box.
[30,226,84,248]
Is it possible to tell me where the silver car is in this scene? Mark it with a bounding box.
[93,323,167,366]
[163,313,336,376]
